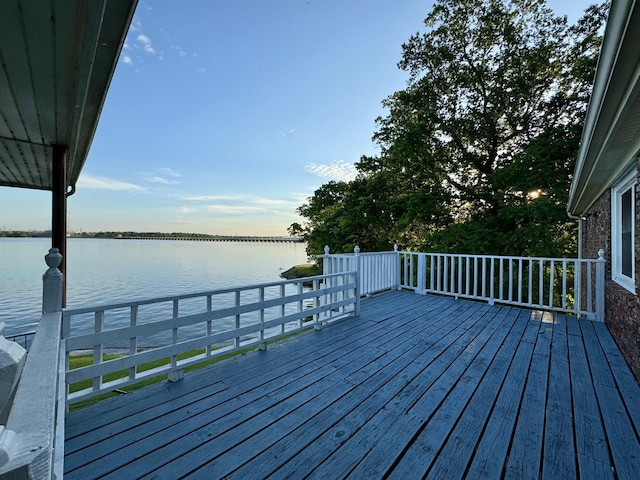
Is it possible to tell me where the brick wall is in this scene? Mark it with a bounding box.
[582,159,640,384]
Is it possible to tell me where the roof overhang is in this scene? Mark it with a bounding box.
[0,0,138,191]
[568,0,640,216]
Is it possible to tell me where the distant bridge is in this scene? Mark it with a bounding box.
[118,235,303,243]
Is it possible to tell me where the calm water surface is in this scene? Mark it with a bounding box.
[0,238,308,335]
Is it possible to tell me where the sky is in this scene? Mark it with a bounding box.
[0,0,593,236]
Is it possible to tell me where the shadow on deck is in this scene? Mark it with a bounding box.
[64,291,640,479]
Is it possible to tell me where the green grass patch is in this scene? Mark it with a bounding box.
[280,263,322,280]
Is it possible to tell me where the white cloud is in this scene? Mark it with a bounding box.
[144,167,183,185]
[130,19,142,32]
[137,34,156,55]
[207,205,266,215]
[280,128,296,137]
[255,198,287,206]
[145,176,181,185]
[179,206,197,215]
[306,160,358,182]
[77,174,145,191]
[195,67,207,74]
[171,45,188,57]
[157,167,183,178]
[122,55,133,65]
[182,194,244,202]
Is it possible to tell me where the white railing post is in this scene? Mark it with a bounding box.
[417,254,426,294]
[394,244,401,290]
[322,245,331,276]
[595,249,606,322]
[42,248,63,314]
[352,246,361,295]
[353,246,361,316]
[0,250,65,478]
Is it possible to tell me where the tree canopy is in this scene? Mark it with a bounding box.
[291,0,608,257]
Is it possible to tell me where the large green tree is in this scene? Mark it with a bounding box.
[293,0,607,257]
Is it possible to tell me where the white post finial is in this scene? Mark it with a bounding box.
[43,248,63,313]
[393,244,398,252]
[598,248,605,261]
[324,245,330,255]
[354,245,360,254]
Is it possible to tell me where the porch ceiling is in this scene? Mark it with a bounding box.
[0,0,137,191]
[568,0,640,216]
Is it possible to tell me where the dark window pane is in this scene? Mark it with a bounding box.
[622,188,633,277]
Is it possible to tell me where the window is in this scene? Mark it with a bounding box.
[612,170,636,293]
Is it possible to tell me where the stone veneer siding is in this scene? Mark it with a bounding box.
[581,159,640,384]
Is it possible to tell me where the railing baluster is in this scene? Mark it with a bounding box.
[457,255,462,296]
[539,260,544,306]
[172,299,179,369]
[259,287,266,349]
[574,260,581,315]
[499,258,504,301]
[548,260,555,307]
[528,259,533,304]
[489,257,495,304]
[298,281,304,327]
[93,310,104,393]
[562,259,567,310]
[508,258,513,302]
[480,257,485,298]
[518,259,523,303]
[129,305,138,380]
[465,256,470,296]
[474,257,479,297]
[280,284,286,334]
[206,295,212,356]
[587,262,593,313]
[453,255,457,294]
[235,290,241,347]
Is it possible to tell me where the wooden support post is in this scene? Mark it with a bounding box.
[52,145,67,307]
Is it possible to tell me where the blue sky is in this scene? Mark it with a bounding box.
[1,0,591,235]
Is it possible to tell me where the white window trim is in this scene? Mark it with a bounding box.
[611,169,636,293]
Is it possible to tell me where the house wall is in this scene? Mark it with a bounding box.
[582,160,640,384]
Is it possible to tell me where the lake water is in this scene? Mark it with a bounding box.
[0,238,308,336]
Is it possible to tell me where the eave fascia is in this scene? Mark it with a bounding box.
[567,0,638,216]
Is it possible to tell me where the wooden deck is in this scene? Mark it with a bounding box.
[64,291,640,479]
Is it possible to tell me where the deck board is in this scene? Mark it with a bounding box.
[64,291,640,479]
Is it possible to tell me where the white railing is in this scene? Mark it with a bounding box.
[321,246,605,322]
[0,249,65,480]
[62,271,358,404]
[318,245,399,296]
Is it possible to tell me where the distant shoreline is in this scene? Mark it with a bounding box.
[0,231,303,243]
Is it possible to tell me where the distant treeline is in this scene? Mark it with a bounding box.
[0,230,52,238]
[0,231,296,241]
[75,231,233,239]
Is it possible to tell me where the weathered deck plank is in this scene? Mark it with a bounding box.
[64,291,640,479]
[567,317,614,480]
[542,314,577,479]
